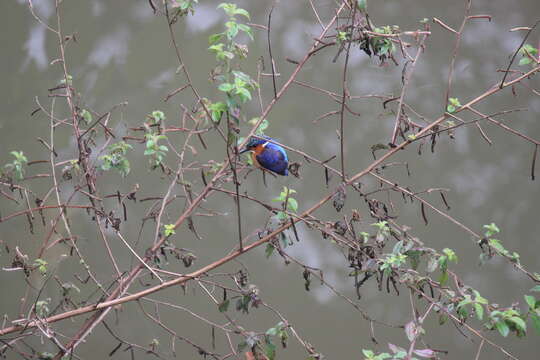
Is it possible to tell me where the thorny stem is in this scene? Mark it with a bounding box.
[337,5,357,182]
[389,32,429,145]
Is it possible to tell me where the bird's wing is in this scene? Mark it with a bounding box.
[256,146,288,175]
[269,142,288,162]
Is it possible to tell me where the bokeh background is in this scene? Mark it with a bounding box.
[1,0,539,358]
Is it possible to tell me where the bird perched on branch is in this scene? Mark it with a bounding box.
[239,136,289,176]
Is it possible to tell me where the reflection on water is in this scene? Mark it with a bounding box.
[19,0,53,18]
[91,1,104,17]
[87,26,130,68]
[185,3,223,33]
[451,159,511,208]
[22,25,48,70]
[148,68,176,89]
[19,0,52,70]
[131,1,154,22]
[287,228,347,303]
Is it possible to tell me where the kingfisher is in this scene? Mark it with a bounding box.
[239,136,289,176]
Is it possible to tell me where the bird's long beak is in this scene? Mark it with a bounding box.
[239,147,250,154]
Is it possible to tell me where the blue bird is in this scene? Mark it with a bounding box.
[239,136,289,176]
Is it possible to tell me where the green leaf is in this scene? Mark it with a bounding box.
[457,305,468,320]
[164,224,176,237]
[495,321,510,337]
[80,109,93,124]
[210,101,227,111]
[531,313,540,334]
[222,51,234,60]
[509,316,526,332]
[438,255,448,272]
[209,43,224,52]
[407,134,417,141]
[233,70,252,83]
[234,78,246,88]
[34,258,48,275]
[438,271,448,286]
[287,198,298,212]
[521,44,538,54]
[474,303,484,321]
[264,342,276,360]
[442,248,458,263]
[447,98,462,113]
[519,57,532,66]
[225,21,239,39]
[209,101,227,123]
[457,296,472,309]
[362,349,375,358]
[530,285,540,292]
[255,118,268,135]
[518,45,538,66]
[438,313,448,325]
[472,290,488,305]
[151,110,165,122]
[218,299,230,312]
[238,23,253,40]
[234,8,250,19]
[236,87,252,102]
[59,74,73,85]
[265,243,275,258]
[483,222,500,236]
[266,326,278,337]
[218,83,234,92]
[209,33,223,45]
[510,251,520,264]
[488,238,506,254]
[449,97,461,107]
[357,0,367,12]
[525,295,536,310]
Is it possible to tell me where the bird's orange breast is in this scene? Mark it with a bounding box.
[250,151,261,168]
[250,144,265,169]
[253,144,265,156]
